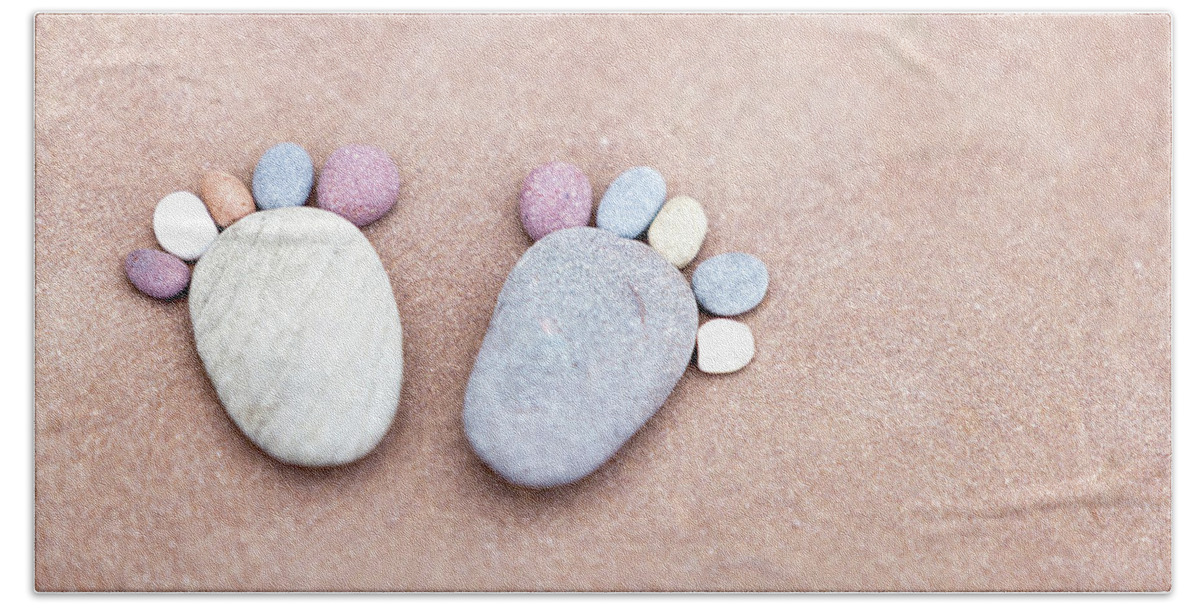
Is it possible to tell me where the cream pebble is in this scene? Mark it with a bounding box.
[648,195,708,268]
[696,318,755,374]
[153,191,219,261]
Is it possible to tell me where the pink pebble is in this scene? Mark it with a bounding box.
[317,144,401,227]
[519,161,592,241]
[125,248,190,300]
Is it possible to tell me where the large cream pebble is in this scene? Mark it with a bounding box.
[648,195,707,268]
[189,207,403,467]
[697,318,755,374]
[153,191,218,261]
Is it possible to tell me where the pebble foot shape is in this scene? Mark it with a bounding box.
[464,227,698,488]
[189,207,404,467]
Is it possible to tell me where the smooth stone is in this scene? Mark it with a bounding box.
[696,319,755,374]
[691,252,769,316]
[317,144,401,227]
[200,170,255,228]
[125,248,190,299]
[252,142,314,209]
[189,207,403,467]
[464,227,698,488]
[595,166,667,238]
[519,161,593,241]
[152,191,219,261]
[647,195,708,268]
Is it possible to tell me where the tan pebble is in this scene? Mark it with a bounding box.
[648,195,708,268]
[697,319,754,374]
[201,170,255,227]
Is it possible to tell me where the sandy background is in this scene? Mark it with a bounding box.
[33,14,1171,591]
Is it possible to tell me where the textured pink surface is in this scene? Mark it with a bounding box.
[317,144,401,226]
[519,161,593,241]
[34,14,1170,591]
[124,249,190,300]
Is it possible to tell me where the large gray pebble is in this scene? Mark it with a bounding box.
[595,166,668,238]
[190,207,403,467]
[691,252,769,316]
[464,227,698,488]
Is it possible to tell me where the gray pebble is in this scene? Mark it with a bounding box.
[691,252,769,316]
[464,227,698,488]
[595,166,667,238]
[252,142,314,209]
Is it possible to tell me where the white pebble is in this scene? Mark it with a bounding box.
[153,191,218,261]
[697,319,755,374]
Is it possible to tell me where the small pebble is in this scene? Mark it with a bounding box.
[317,144,401,227]
[252,142,314,209]
[200,170,255,228]
[153,191,219,261]
[691,252,769,316]
[648,195,708,268]
[124,248,190,299]
[519,161,592,241]
[696,319,755,374]
[596,166,667,238]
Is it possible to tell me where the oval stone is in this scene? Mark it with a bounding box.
[691,252,769,316]
[153,191,219,261]
[125,248,190,300]
[189,207,403,467]
[200,170,255,228]
[648,195,708,268]
[519,161,592,241]
[595,166,667,238]
[252,142,314,209]
[464,227,698,488]
[696,318,755,374]
[317,144,401,227]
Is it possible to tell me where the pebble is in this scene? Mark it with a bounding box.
[252,142,314,209]
[647,195,708,268]
[696,319,755,374]
[464,227,697,488]
[189,207,404,467]
[124,248,190,299]
[200,170,255,228]
[317,144,401,227]
[595,166,667,238]
[152,191,219,261]
[691,252,769,316]
[519,161,592,241]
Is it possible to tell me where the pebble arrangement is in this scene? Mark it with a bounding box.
[466,160,769,488]
[124,142,405,467]
[125,149,769,482]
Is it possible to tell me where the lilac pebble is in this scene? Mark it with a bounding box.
[519,161,593,241]
[125,248,190,300]
[317,144,401,227]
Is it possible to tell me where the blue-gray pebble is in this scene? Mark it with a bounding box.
[596,166,668,238]
[691,253,769,316]
[464,227,698,488]
[252,142,314,209]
